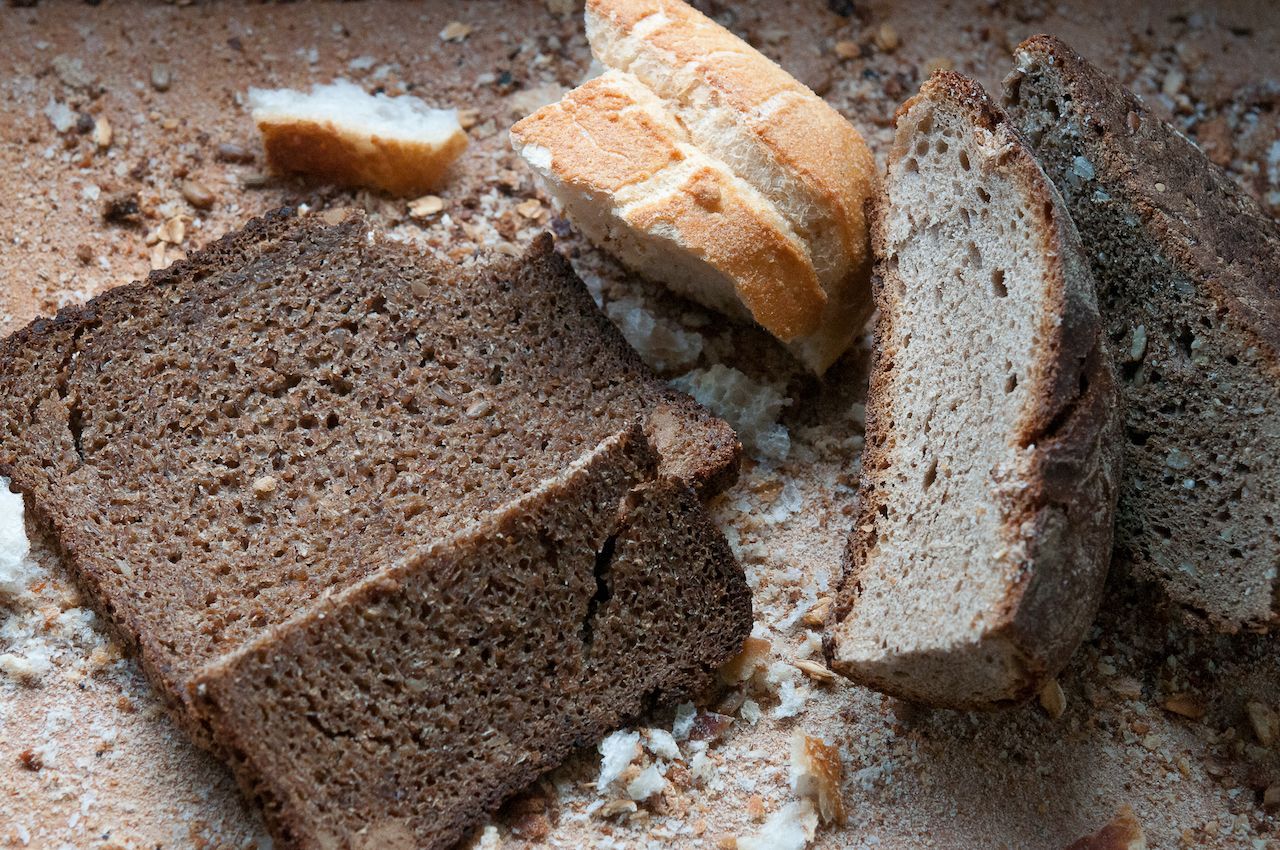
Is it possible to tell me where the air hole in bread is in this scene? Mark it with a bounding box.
[922,458,938,490]
[976,186,991,204]
[1004,374,1018,394]
[991,269,1008,297]
[958,149,971,171]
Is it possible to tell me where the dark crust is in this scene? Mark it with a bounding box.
[1005,35,1280,631]
[827,72,1121,709]
[1008,35,1280,364]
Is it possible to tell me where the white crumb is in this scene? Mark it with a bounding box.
[645,728,681,761]
[737,800,819,850]
[248,80,461,144]
[606,295,704,372]
[0,480,36,602]
[625,764,667,801]
[596,729,641,791]
[671,702,697,740]
[670,365,792,459]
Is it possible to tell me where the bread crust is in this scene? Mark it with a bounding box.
[585,0,876,278]
[510,72,829,342]
[827,73,1121,709]
[1005,35,1280,631]
[256,116,468,197]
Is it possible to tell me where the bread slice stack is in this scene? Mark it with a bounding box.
[825,73,1121,708]
[0,209,750,850]
[1005,36,1280,632]
[511,0,877,374]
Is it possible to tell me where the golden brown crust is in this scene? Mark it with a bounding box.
[586,0,877,274]
[511,73,828,341]
[256,117,467,197]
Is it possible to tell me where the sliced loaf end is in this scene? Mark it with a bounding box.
[1004,35,1280,632]
[826,73,1120,708]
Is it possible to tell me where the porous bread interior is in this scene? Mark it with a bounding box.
[585,2,854,292]
[0,214,731,689]
[1008,47,1280,629]
[840,97,1052,698]
[248,80,461,142]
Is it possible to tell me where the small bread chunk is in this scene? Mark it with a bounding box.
[826,74,1121,709]
[1005,36,1280,632]
[1064,806,1147,850]
[249,80,467,196]
[512,0,877,374]
[0,209,749,850]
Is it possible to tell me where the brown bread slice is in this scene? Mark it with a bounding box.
[1005,36,1280,631]
[0,208,750,849]
[826,74,1121,708]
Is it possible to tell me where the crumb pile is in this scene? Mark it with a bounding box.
[1,2,1278,849]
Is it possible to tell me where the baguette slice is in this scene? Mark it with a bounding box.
[511,69,828,344]
[513,0,877,374]
[1005,36,1280,632]
[249,80,468,196]
[0,209,749,850]
[826,74,1121,708]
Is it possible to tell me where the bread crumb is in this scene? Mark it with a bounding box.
[834,41,860,60]
[1065,805,1146,849]
[181,180,216,210]
[606,296,704,374]
[1162,694,1206,720]
[672,702,697,740]
[251,476,277,497]
[596,729,641,791]
[790,730,846,825]
[644,728,680,761]
[440,21,473,42]
[625,764,667,801]
[671,365,791,459]
[720,636,771,684]
[1245,701,1278,747]
[737,800,819,850]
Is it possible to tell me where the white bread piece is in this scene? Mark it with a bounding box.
[511,70,826,343]
[584,0,877,372]
[825,74,1121,708]
[249,80,467,197]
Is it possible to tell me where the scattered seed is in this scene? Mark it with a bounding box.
[181,179,215,210]
[252,476,278,497]
[440,21,472,42]
[149,243,168,271]
[150,63,171,92]
[215,141,255,164]
[874,23,900,53]
[833,40,859,60]
[794,659,836,683]
[408,195,445,219]
[1039,679,1066,720]
[801,597,831,627]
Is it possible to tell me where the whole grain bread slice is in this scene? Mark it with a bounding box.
[825,74,1121,708]
[1004,35,1280,632]
[0,208,749,849]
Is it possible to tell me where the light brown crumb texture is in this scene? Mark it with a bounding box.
[1,2,1278,849]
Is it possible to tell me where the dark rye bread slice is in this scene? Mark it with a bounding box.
[826,74,1121,708]
[1004,36,1280,631]
[0,208,750,849]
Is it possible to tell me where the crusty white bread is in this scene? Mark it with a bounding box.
[825,73,1121,708]
[511,70,826,342]
[249,80,467,197]
[511,0,876,373]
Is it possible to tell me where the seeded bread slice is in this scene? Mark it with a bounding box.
[1004,35,1280,632]
[0,208,750,850]
[826,74,1121,708]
